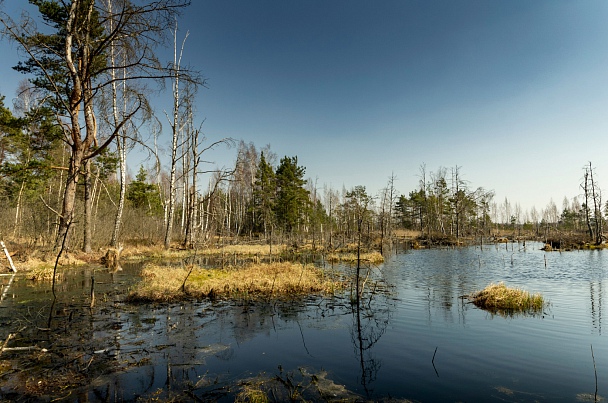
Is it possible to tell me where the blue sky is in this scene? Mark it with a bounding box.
[1,1,608,215]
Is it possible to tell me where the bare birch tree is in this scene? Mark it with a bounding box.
[1,0,193,251]
[164,21,189,249]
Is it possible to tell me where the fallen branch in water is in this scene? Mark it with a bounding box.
[0,333,14,355]
[2,346,47,352]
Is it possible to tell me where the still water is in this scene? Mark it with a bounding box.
[1,242,607,401]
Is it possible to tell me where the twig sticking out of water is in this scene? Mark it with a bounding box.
[592,344,598,402]
[90,272,95,308]
[432,346,439,377]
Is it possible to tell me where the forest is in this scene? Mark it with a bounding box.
[0,0,605,259]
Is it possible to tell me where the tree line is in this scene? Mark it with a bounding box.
[0,1,604,254]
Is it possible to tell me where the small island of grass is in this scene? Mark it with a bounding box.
[470,282,544,313]
[126,261,346,303]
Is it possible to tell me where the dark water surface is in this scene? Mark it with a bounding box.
[1,242,607,402]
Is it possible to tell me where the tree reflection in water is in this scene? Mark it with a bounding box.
[350,259,394,398]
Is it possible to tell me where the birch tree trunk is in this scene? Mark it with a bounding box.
[109,0,127,248]
[164,24,189,249]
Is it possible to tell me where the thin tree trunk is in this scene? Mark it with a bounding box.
[110,19,127,247]
[13,180,26,238]
[83,158,92,253]
[164,24,188,249]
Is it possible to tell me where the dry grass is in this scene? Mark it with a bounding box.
[236,381,269,403]
[7,254,87,277]
[392,229,421,239]
[127,262,345,303]
[120,243,288,261]
[327,251,384,264]
[27,266,64,282]
[470,282,544,312]
[196,244,287,255]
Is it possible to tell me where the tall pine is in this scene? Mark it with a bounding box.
[275,156,310,235]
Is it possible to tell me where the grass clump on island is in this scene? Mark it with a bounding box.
[470,282,544,313]
[327,251,384,264]
[127,261,346,303]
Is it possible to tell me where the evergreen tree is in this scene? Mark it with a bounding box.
[0,95,61,201]
[126,166,163,216]
[251,152,276,237]
[274,156,310,234]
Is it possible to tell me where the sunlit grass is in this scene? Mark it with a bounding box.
[196,244,287,255]
[126,262,345,303]
[27,266,64,282]
[327,251,384,264]
[121,243,288,261]
[470,282,544,313]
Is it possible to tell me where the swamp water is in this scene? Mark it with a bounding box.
[1,242,607,402]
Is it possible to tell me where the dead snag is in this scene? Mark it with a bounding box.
[102,244,123,271]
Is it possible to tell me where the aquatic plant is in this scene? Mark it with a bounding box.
[470,282,544,313]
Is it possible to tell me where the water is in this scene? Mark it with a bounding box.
[1,242,607,401]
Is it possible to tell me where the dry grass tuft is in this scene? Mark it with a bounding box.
[28,266,64,282]
[470,282,544,313]
[120,243,288,262]
[327,251,384,264]
[197,244,286,256]
[236,381,269,403]
[13,253,91,272]
[392,229,421,239]
[127,262,345,303]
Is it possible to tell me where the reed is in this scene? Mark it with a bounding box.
[127,262,345,303]
[470,282,544,312]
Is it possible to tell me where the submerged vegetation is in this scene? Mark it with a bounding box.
[470,282,545,314]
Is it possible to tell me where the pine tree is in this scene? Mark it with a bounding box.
[126,166,163,216]
[274,156,310,235]
[251,152,276,238]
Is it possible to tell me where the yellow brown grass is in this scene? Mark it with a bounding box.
[470,282,544,312]
[127,262,345,303]
[392,229,421,239]
[196,244,287,255]
[327,251,384,264]
[120,243,288,261]
[27,266,64,282]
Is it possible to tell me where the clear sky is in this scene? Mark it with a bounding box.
[1,1,608,215]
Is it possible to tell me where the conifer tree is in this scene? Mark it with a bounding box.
[275,156,310,235]
[251,152,276,238]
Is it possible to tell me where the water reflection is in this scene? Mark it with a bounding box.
[590,281,603,334]
[3,245,608,401]
[345,257,396,398]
